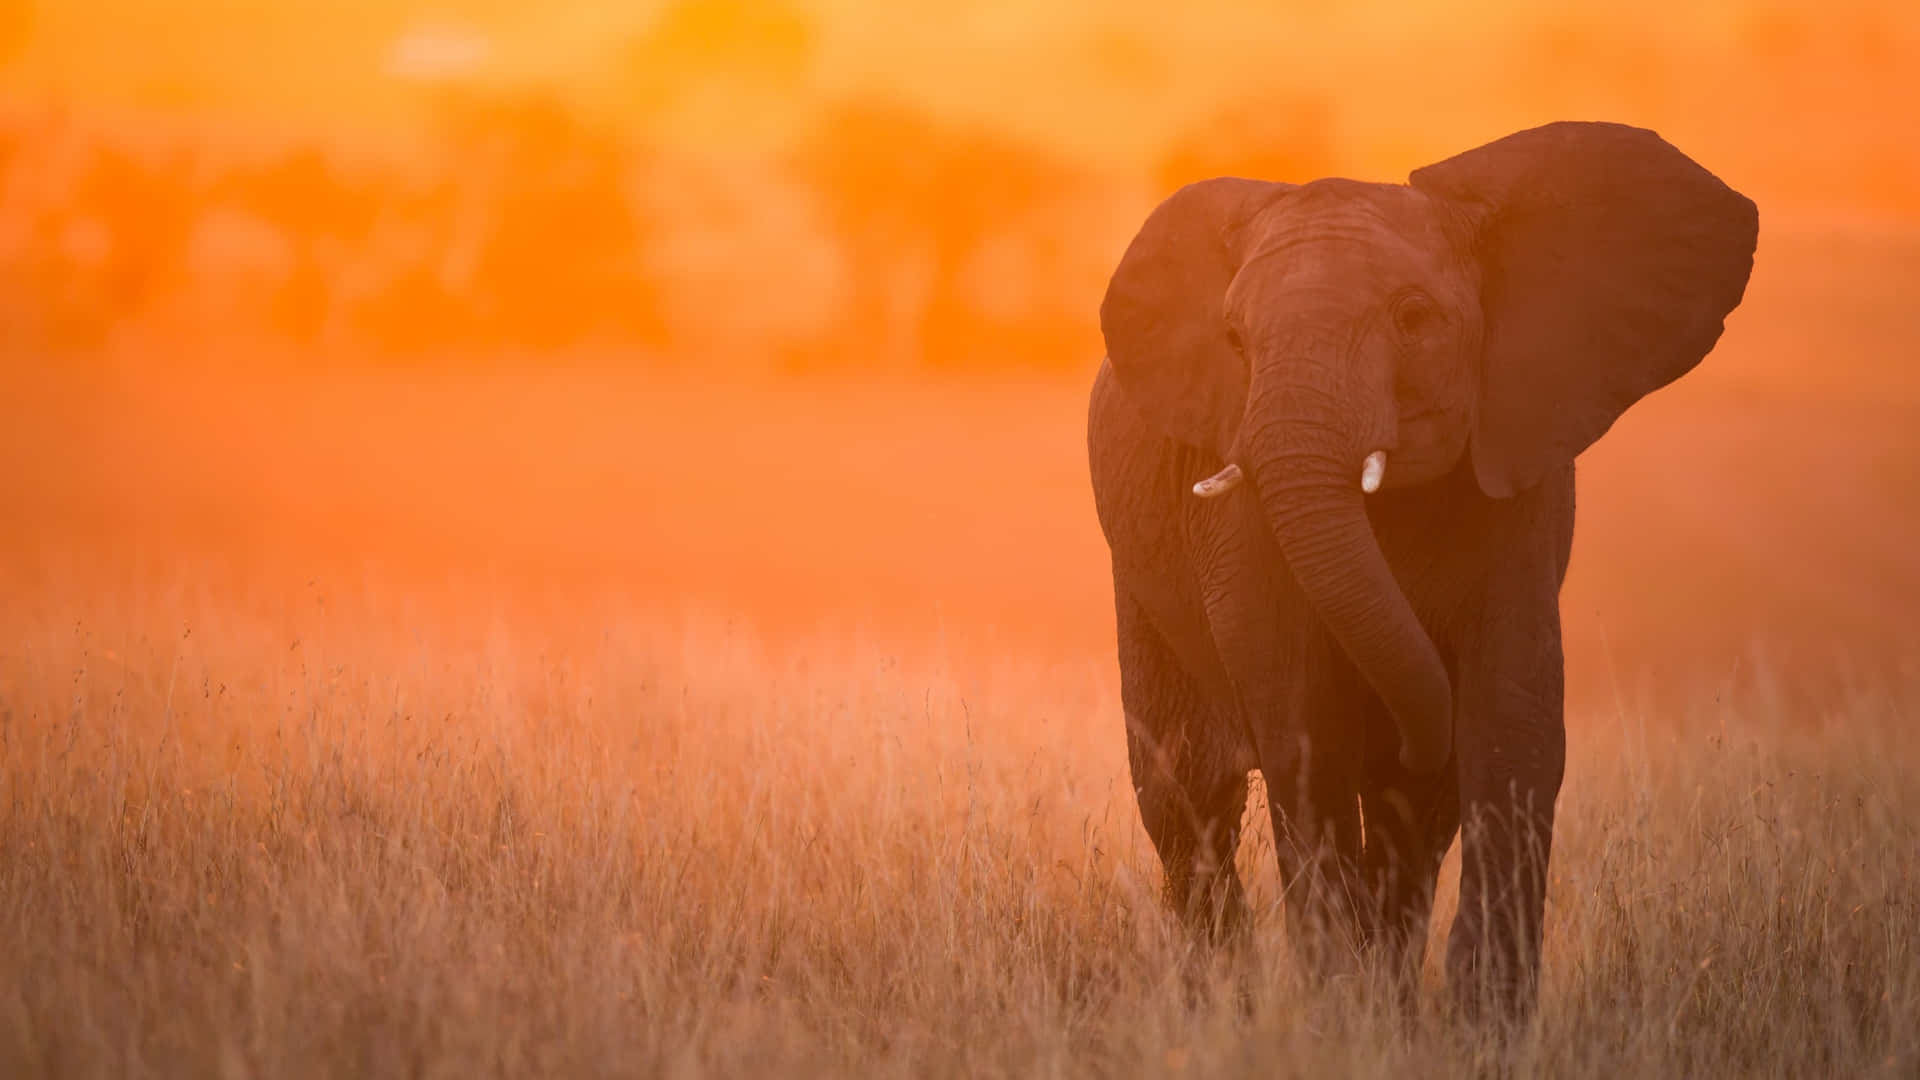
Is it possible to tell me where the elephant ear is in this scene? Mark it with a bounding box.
[1411,121,1759,498]
[1099,177,1289,454]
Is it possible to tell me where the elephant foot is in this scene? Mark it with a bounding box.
[1443,928,1542,1033]
[1174,948,1260,1019]
[1355,938,1425,1022]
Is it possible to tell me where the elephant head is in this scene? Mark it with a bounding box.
[1099,121,1758,774]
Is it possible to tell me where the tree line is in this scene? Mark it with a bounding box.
[0,73,1352,374]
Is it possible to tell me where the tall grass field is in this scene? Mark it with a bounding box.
[3,225,1918,1075]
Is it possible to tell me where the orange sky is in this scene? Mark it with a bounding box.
[4,2,1918,726]
[5,0,1917,221]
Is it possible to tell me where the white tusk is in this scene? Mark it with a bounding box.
[1361,451,1386,494]
[1192,463,1244,498]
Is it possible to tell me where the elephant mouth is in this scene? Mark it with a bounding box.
[1190,407,1468,501]
[1372,409,1469,489]
[1397,418,1444,461]
[1406,404,1469,443]
[1398,408,1445,439]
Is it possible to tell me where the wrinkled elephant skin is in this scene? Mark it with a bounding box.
[1088,121,1758,1018]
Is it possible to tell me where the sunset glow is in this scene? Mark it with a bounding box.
[2,2,1917,1075]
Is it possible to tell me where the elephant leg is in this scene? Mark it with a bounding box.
[1445,583,1567,1023]
[1116,589,1252,947]
[1357,712,1461,1001]
[1250,630,1369,976]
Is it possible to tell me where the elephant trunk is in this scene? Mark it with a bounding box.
[1243,376,1454,774]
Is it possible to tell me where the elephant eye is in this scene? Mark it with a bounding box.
[1392,295,1439,340]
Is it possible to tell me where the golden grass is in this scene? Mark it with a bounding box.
[3,226,1917,1074]
[2,573,1915,1078]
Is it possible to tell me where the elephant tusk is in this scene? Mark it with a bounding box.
[1192,463,1244,498]
[1361,450,1387,494]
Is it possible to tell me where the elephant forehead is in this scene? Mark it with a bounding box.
[1245,181,1461,276]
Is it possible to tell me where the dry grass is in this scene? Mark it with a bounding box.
[1,574,1915,1078]
[3,225,1917,1076]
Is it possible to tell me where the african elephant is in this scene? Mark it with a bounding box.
[1086,121,1757,1016]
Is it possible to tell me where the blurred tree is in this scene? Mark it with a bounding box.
[1509,17,1671,125]
[65,143,201,329]
[0,0,29,70]
[622,0,813,94]
[1737,5,1809,66]
[1078,22,1172,100]
[0,114,20,199]
[1730,4,1919,221]
[1154,93,1338,192]
[217,148,381,344]
[424,90,666,353]
[790,98,1083,370]
[614,0,815,145]
[350,177,472,355]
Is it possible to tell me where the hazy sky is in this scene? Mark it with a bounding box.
[4,0,1915,217]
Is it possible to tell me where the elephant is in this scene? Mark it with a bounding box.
[1086,121,1757,1017]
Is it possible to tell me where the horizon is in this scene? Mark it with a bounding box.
[3,0,1914,225]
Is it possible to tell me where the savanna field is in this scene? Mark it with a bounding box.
[0,220,1915,1077]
